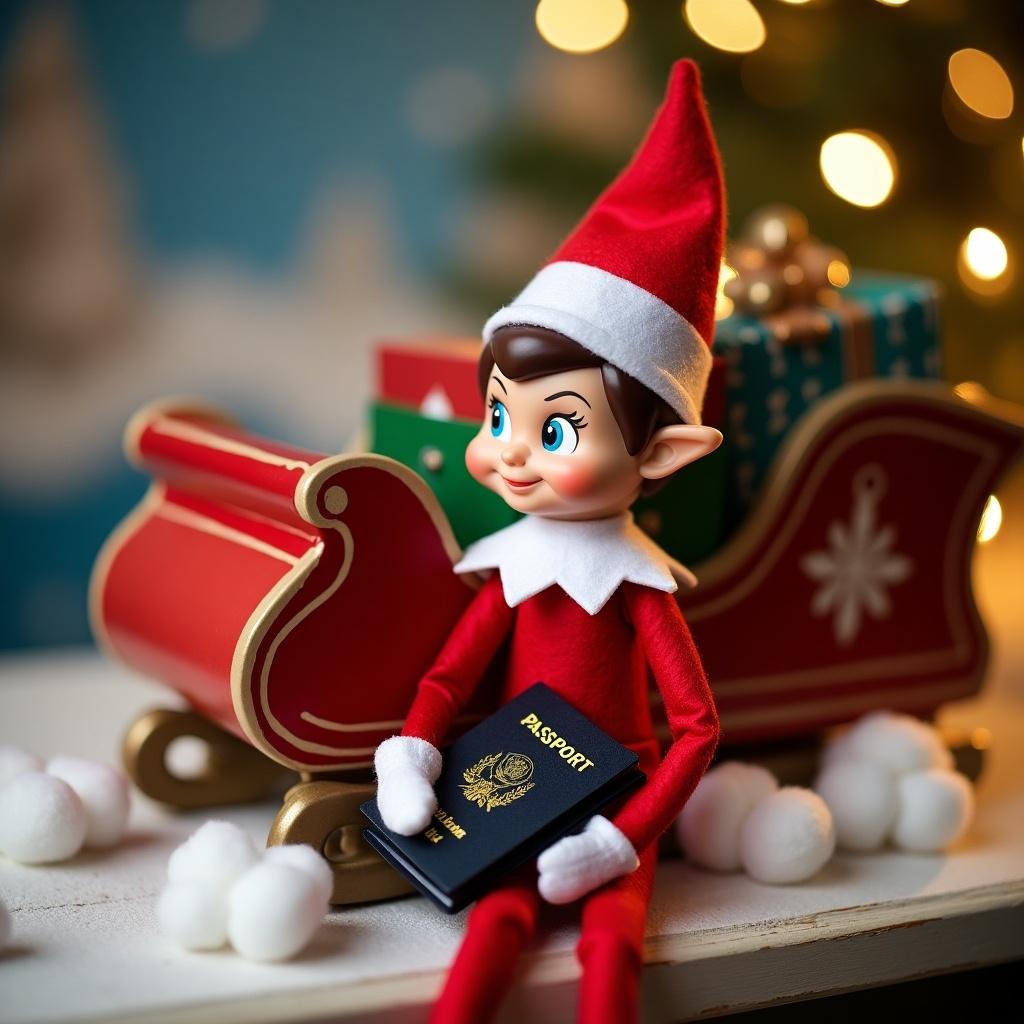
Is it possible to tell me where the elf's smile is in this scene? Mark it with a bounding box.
[501,476,542,492]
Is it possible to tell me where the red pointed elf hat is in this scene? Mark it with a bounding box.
[483,59,725,424]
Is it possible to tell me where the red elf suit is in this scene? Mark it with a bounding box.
[374,60,725,1024]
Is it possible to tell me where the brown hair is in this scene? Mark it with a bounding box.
[478,326,682,494]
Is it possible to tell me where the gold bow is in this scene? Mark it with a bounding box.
[723,206,853,345]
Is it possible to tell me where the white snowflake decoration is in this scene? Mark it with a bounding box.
[801,466,913,646]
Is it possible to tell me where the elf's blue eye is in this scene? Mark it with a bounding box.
[542,415,580,454]
[489,401,511,442]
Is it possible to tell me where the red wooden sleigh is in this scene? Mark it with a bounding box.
[678,380,1022,742]
[90,381,1023,902]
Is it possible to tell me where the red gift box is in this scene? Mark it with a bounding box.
[376,337,483,422]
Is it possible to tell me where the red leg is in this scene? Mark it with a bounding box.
[575,845,657,1024]
[430,867,541,1024]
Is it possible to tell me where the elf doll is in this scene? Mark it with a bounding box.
[374,60,724,1024]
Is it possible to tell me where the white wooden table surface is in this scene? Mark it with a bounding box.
[2,466,1024,1024]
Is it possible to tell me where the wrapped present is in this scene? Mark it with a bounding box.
[370,401,519,549]
[370,337,729,564]
[714,207,943,531]
[376,337,484,422]
[632,443,729,565]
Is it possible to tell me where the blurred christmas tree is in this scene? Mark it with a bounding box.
[0,6,138,368]
[445,0,1023,402]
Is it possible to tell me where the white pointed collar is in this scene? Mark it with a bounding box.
[453,512,697,616]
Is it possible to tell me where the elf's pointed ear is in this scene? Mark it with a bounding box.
[638,425,723,481]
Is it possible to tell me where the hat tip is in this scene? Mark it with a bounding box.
[669,58,701,91]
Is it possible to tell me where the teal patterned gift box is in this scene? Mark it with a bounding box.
[844,273,943,379]
[713,272,942,532]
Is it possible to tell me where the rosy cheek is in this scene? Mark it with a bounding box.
[464,435,494,485]
[544,460,598,498]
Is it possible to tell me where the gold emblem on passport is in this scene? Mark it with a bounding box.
[460,751,536,812]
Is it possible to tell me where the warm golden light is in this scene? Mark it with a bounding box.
[875,0,910,7]
[970,727,992,751]
[819,131,896,208]
[953,380,987,403]
[749,281,772,306]
[948,48,1014,120]
[826,260,851,287]
[715,261,737,320]
[684,0,765,55]
[535,0,629,54]
[978,494,1003,543]
[962,228,1008,282]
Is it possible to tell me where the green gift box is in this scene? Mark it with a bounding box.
[713,271,942,531]
[370,402,519,550]
[632,445,729,565]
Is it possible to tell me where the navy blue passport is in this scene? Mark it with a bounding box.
[361,683,644,913]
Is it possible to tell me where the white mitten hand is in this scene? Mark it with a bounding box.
[374,736,442,836]
[537,815,639,904]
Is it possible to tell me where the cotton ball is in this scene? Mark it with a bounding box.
[0,895,11,950]
[739,787,835,884]
[820,728,857,769]
[228,862,324,962]
[890,770,974,852]
[0,772,87,864]
[167,820,259,890]
[264,844,334,907]
[837,712,953,775]
[814,759,899,852]
[0,745,43,787]
[46,756,130,849]
[676,762,779,871]
[158,882,229,950]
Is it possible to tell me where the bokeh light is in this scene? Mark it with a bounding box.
[875,0,910,7]
[961,227,1008,279]
[535,0,629,55]
[715,261,738,320]
[826,259,851,287]
[948,48,1014,120]
[977,494,1003,543]
[958,228,1011,298]
[684,0,766,55]
[971,727,993,751]
[819,131,896,208]
[953,381,988,404]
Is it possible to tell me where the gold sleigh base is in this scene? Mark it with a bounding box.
[121,708,414,906]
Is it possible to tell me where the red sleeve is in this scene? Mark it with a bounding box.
[611,585,720,853]
[401,572,514,748]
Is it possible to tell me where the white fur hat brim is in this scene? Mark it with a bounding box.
[483,261,712,425]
